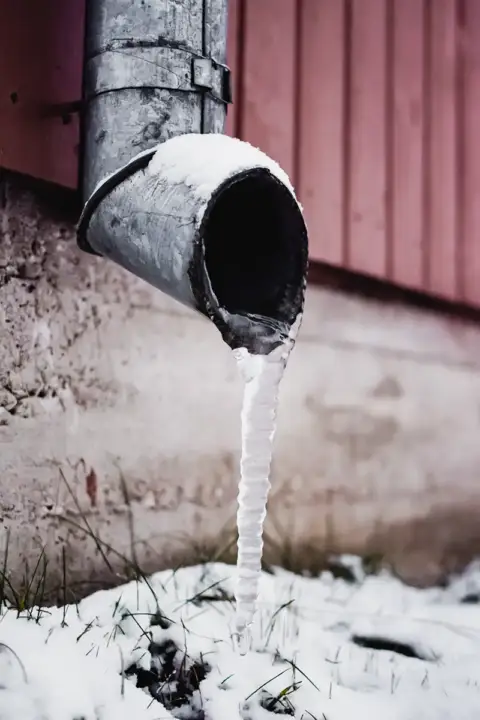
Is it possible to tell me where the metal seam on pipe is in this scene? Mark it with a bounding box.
[84,47,231,103]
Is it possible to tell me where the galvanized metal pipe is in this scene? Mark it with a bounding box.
[82,0,229,198]
[79,1,308,355]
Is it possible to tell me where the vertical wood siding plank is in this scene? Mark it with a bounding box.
[348,0,388,276]
[391,0,425,290]
[297,0,345,264]
[241,0,297,179]
[426,0,458,300]
[462,0,480,305]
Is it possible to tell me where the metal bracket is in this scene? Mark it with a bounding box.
[192,57,232,104]
[84,42,232,106]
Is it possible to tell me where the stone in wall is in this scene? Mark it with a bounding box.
[0,171,243,598]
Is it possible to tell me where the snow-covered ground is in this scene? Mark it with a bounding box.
[2,556,480,719]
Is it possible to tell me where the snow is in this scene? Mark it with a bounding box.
[88,133,297,221]
[2,558,480,719]
[147,133,296,202]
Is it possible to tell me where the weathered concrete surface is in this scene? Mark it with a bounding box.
[2,172,480,596]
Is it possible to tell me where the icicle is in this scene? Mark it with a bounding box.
[233,317,300,652]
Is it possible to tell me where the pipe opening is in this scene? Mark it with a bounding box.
[202,169,307,323]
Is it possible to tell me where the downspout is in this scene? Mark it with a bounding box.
[77,0,308,355]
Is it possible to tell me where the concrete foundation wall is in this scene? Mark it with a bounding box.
[2,173,480,596]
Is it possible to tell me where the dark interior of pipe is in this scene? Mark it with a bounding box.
[203,169,307,321]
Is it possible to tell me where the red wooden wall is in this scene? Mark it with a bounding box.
[0,1,84,189]
[228,0,480,307]
[1,1,480,307]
